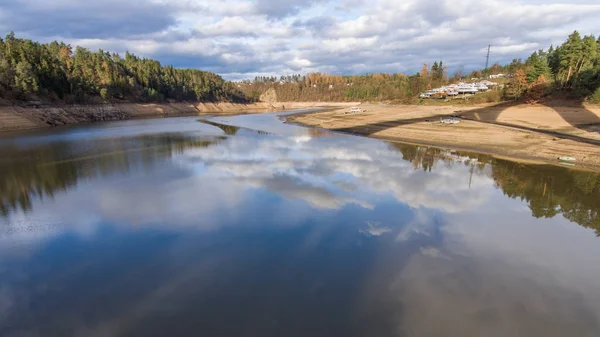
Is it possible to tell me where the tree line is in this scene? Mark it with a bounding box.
[0,32,248,104]
[239,58,537,103]
[241,72,438,102]
[241,31,600,103]
[2,31,599,105]
[505,31,600,102]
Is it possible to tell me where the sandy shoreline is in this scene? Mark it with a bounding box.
[3,100,599,170]
[0,101,357,133]
[286,103,600,170]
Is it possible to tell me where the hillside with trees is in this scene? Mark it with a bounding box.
[239,67,446,103]
[241,31,600,104]
[509,31,600,103]
[0,32,248,104]
[1,32,599,106]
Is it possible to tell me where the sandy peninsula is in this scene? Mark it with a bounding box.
[286,102,600,170]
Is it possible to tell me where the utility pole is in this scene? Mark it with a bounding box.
[468,165,473,188]
[485,45,491,71]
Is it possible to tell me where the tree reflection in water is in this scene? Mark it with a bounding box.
[389,143,600,235]
[0,134,224,216]
[2,129,598,237]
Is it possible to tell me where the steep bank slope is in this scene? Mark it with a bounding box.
[0,102,357,132]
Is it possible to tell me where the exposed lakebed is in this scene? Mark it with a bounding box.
[1,111,599,337]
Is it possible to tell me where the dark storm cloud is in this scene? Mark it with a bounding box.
[0,0,180,39]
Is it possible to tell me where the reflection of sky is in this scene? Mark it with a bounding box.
[1,114,600,336]
[0,116,222,147]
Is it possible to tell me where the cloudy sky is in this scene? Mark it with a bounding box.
[1,0,600,79]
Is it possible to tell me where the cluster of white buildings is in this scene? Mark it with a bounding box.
[419,80,498,98]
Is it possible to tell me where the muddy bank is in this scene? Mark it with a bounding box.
[287,103,600,170]
[0,101,357,132]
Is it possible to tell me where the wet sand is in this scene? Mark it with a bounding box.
[286,103,600,170]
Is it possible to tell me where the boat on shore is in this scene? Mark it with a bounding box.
[347,106,364,113]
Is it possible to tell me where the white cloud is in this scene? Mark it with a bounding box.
[0,119,495,256]
[2,0,600,79]
[360,221,392,236]
[287,57,313,69]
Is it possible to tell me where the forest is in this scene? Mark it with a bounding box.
[506,31,600,103]
[1,31,599,104]
[0,32,248,104]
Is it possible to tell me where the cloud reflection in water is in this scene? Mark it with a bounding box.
[0,115,599,336]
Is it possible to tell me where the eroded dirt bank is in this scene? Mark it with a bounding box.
[0,101,357,132]
[287,103,600,170]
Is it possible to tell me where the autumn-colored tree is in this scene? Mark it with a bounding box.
[514,69,528,88]
[504,69,528,99]
[420,63,429,79]
[489,63,502,75]
[525,74,549,103]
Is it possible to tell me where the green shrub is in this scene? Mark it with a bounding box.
[589,87,600,104]
[100,88,109,100]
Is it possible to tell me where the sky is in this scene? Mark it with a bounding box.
[1,0,600,80]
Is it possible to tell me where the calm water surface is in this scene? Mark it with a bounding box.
[1,111,600,337]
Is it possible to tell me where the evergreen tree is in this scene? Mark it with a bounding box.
[525,50,551,84]
[0,33,248,103]
[2,32,600,104]
[559,31,584,84]
[14,61,38,95]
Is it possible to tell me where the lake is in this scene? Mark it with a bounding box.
[1,111,599,337]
